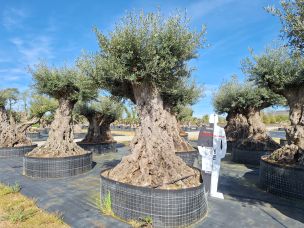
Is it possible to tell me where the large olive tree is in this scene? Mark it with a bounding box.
[0,89,57,147]
[28,63,97,157]
[243,47,304,164]
[76,96,124,144]
[81,11,206,188]
[213,77,283,150]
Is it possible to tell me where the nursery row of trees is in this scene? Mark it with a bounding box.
[1,10,206,188]
[214,0,304,165]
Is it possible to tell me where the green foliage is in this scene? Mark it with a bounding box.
[81,10,206,106]
[29,95,58,119]
[0,88,19,108]
[101,191,113,216]
[242,47,304,95]
[30,63,98,103]
[0,182,21,196]
[213,76,285,115]
[262,113,289,124]
[176,106,193,122]
[77,96,124,122]
[266,0,304,54]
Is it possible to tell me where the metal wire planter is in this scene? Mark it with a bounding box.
[259,156,304,200]
[100,168,208,228]
[231,147,273,165]
[0,144,37,158]
[77,142,117,154]
[176,150,199,167]
[23,152,93,178]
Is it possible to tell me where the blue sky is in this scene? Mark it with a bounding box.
[0,0,281,116]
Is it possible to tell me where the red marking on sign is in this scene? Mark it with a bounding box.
[199,132,225,138]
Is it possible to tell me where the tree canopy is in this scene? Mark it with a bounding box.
[242,47,304,96]
[77,96,124,121]
[0,88,19,108]
[30,63,98,103]
[81,11,206,104]
[213,76,284,115]
[267,0,304,54]
[29,95,58,119]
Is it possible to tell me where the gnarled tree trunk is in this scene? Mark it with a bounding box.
[0,106,34,148]
[104,83,200,189]
[269,90,304,165]
[166,112,194,152]
[27,98,86,158]
[238,109,279,150]
[81,113,115,144]
[225,113,249,142]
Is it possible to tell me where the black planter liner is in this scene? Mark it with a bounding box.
[232,148,273,165]
[259,156,304,199]
[227,141,236,154]
[26,132,41,139]
[100,168,208,228]
[0,145,37,158]
[176,150,199,167]
[77,142,117,154]
[23,152,92,178]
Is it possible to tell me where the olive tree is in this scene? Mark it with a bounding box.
[76,96,124,144]
[81,11,206,188]
[267,0,304,54]
[0,89,57,147]
[28,63,97,157]
[243,47,304,164]
[213,77,283,149]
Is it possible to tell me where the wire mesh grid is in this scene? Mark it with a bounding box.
[78,142,117,154]
[0,145,37,158]
[259,159,304,200]
[232,148,272,165]
[23,152,92,178]
[176,151,199,167]
[100,172,208,228]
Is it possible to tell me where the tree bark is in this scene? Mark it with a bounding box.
[27,98,86,157]
[269,90,304,165]
[104,83,200,189]
[81,114,115,144]
[166,112,194,152]
[0,106,34,148]
[225,113,249,142]
[238,109,279,150]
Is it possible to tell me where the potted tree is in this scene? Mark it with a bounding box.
[244,47,304,198]
[213,77,283,165]
[76,96,124,153]
[0,89,55,157]
[80,11,208,227]
[23,63,97,178]
[244,0,304,199]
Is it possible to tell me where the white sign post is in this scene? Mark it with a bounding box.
[198,114,227,199]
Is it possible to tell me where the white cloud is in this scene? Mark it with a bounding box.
[2,7,28,29]
[187,0,237,20]
[10,35,54,65]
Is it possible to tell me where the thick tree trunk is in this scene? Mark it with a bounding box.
[238,109,279,150]
[167,113,194,152]
[0,106,33,147]
[225,113,249,142]
[104,83,200,189]
[269,92,304,165]
[81,114,115,144]
[27,98,86,158]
